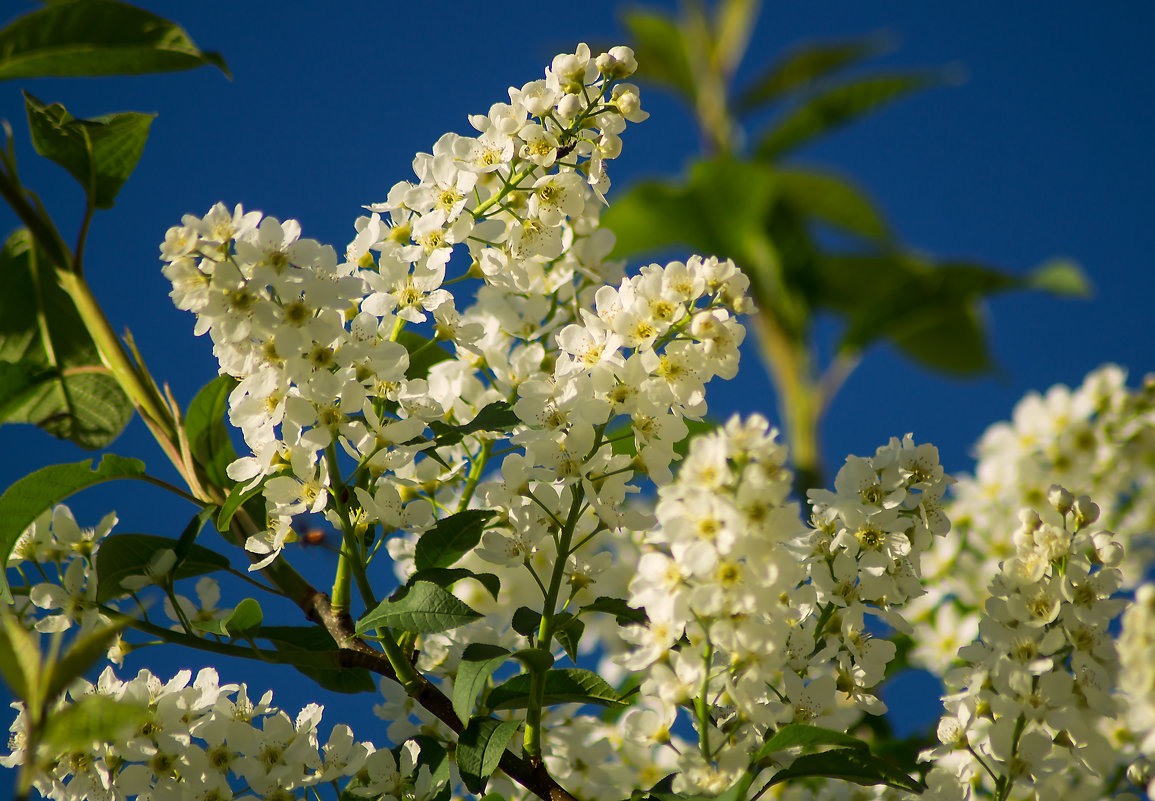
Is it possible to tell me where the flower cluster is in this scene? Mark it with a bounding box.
[923,487,1131,801]
[914,365,1155,674]
[1118,583,1155,798]
[2,666,430,801]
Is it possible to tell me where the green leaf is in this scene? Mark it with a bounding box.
[453,643,511,723]
[40,694,149,751]
[0,230,133,450]
[0,454,144,603]
[555,616,585,663]
[0,607,40,701]
[216,474,270,532]
[737,34,893,112]
[511,606,541,641]
[757,73,945,160]
[94,532,229,603]
[408,567,500,601]
[580,597,648,626]
[413,510,494,572]
[430,401,520,447]
[623,10,695,100]
[174,506,216,565]
[355,580,481,636]
[456,717,520,795]
[25,93,153,209]
[185,375,239,488]
[509,648,555,673]
[1026,258,1092,297]
[397,330,451,380]
[0,0,228,80]
[758,723,871,761]
[766,747,925,794]
[776,168,890,241]
[192,598,262,637]
[44,614,130,702]
[486,668,628,711]
[256,626,375,694]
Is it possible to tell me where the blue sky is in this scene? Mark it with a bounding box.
[2,0,1153,757]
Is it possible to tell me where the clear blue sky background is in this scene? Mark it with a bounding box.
[2,0,1153,757]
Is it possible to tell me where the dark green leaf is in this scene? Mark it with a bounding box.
[623,10,695,100]
[0,230,133,450]
[256,625,375,693]
[41,694,149,751]
[430,401,520,447]
[486,668,628,710]
[776,168,889,241]
[766,747,925,793]
[95,532,229,602]
[510,648,555,673]
[581,597,649,626]
[216,474,270,532]
[757,73,945,160]
[453,643,511,723]
[44,615,130,702]
[185,375,238,488]
[356,580,481,636]
[414,510,494,572]
[0,0,228,80]
[408,567,500,601]
[758,723,871,760]
[0,454,144,603]
[0,608,40,701]
[554,614,584,663]
[174,507,216,565]
[397,330,451,380]
[192,598,262,636]
[456,717,520,795]
[25,93,153,209]
[737,34,893,112]
[511,606,541,640]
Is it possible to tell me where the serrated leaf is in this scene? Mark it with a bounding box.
[757,73,944,160]
[554,615,584,663]
[409,735,452,792]
[192,598,262,637]
[453,643,511,722]
[397,330,450,380]
[40,694,149,752]
[581,597,649,626]
[25,93,154,209]
[0,230,132,450]
[1026,258,1092,297]
[256,625,374,694]
[776,168,890,241]
[0,454,145,603]
[623,10,695,100]
[486,668,628,711]
[94,532,229,603]
[430,401,520,447]
[356,580,481,636]
[737,34,893,112]
[185,375,238,488]
[758,723,871,760]
[414,510,494,572]
[408,567,500,601]
[456,717,520,795]
[0,0,228,80]
[766,747,925,793]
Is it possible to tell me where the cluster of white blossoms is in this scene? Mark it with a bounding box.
[2,665,430,801]
[1118,583,1155,798]
[912,365,1155,674]
[922,487,1133,801]
[602,421,952,797]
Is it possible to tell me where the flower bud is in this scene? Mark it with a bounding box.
[596,46,638,79]
[1091,531,1124,566]
[1047,484,1074,515]
[1072,495,1100,528]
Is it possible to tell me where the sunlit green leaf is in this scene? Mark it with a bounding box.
[758,723,870,761]
[192,598,262,636]
[486,668,628,710]
[453,643,511,723]
[0,608,40,701]
[356,581,481,636]
[776,168,890,241]
[623,10,695,100]
[0,230,132,450]
[41,694,149,751]
[25,93,153,209]
[44,615,130,702]
[766,747,925,793]
[414,510,494,572]
[0,0,228,80]
[1026,258,1092,297]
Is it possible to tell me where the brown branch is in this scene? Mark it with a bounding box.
[300,587,579,801]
